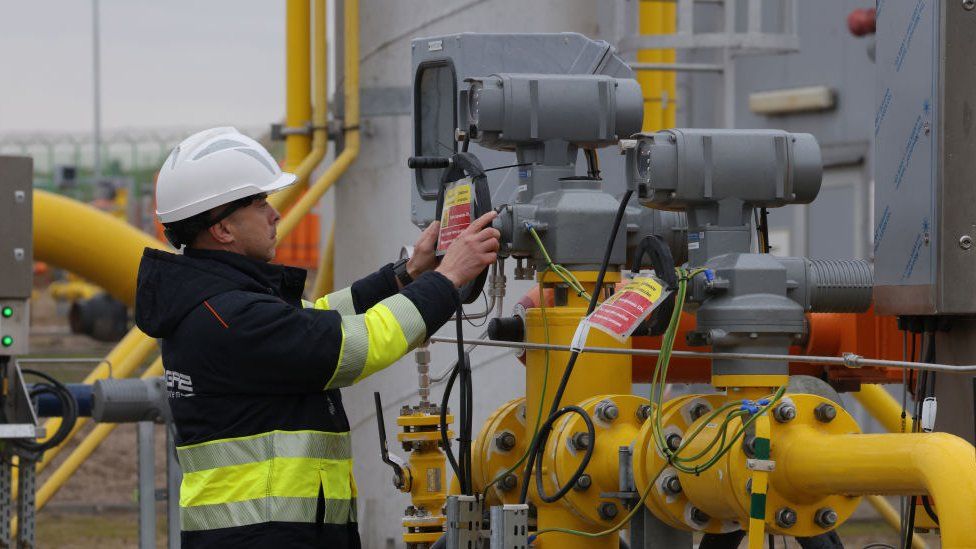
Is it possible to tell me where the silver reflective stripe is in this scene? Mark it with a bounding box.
[181,496,355,531]
[325,287,356,315]
[380,293,427,346]
[177,431,351,474]
[329,317,368,388]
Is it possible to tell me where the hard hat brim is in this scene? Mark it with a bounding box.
[157,172,297,224]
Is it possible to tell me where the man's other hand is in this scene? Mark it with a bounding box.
[406,221,440,279]
[436,211,500,288]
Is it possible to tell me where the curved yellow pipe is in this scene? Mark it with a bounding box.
[276,0,359,243]
[854,384,915,433]
[34,189,165,307]
[778,428,976,548]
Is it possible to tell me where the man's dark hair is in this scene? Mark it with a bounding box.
[162,193,266,248]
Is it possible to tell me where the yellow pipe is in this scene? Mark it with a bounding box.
[854,383,915,433]
[865,495,927,549]
[271,0,329,213]
[276,0,359,243]
[48,280,100,302]
[777,429,976,548]
[26,358,164,527]
[34,189,165,306]
[311,220,336,297]
[283,0,311,171]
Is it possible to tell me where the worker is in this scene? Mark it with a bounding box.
[134,127,499,548]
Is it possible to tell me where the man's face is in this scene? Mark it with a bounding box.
[223,195,281,262]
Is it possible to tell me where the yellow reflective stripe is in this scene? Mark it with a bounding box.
[325,294,426,388]
[301,299,314,309]
[181,457,352,507]
[177,430,351,473]
[181,496,356,531]
[314,287,355,314]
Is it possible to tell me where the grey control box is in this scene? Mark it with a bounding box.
[873,0,976,314]
[0,156,33,355]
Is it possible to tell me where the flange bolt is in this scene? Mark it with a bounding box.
[574,474,592,492]
[598,502,619,520]
[595,401,619,422]
[773,402,797,423]
[690,507,710,525]
[636,404,652,422]
[814,403,837,423]
[495,431,517,452]
[665,433,682,452]
[571,432,592,451]
[815,507,839,529]
[689,402,711,421]
[499,473,518,492]
[664,475,682,495]
[775,507,797,528]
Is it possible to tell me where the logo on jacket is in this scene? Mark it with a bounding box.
[165,370,194,398]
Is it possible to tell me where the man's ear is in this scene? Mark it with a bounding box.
[207,220,236,244]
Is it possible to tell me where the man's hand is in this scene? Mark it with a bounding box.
[406,221,440,279]
[436,211,500,288]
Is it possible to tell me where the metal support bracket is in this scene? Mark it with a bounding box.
[489,504,528,549]
[446,495,482,549]
[746,458,776,472]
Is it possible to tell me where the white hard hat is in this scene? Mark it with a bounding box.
[155,127,295,223]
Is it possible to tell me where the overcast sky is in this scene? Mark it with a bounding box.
[0,1,288,135]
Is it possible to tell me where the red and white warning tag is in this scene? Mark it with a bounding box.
[585,276,671,342]
[436,179,474,254]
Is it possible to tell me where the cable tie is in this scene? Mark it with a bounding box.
[757,398,770,406]
[704,269,715,282]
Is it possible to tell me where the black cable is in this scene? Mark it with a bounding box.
[17,368,78,453]
[760,207,770,253]
[533,405,596,503]
[903,331,936,548]
[920,495,939,525]
[483,162,533,173]
[862,544,896,549]
[768,534,775,548]
[439,361,462,489]
[454,301,473,495]
[518,189,635,504]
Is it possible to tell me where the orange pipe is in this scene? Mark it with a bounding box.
[513,287,906,387]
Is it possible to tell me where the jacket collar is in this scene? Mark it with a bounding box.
[183,248,307,304]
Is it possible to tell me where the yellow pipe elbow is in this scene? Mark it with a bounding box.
[778,429,976,548]
[34,190,165,307]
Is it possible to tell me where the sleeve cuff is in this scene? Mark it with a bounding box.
[398,271,460,336]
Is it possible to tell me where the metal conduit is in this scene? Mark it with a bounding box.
[428,337,976,374]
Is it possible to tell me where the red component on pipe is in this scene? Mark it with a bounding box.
[847,8,877,37]
[512,286,905,391]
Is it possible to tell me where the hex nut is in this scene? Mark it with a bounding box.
[499,473,518,492]
[666,433,682,452]
[664,475,682,495]
[495,431,517,452]
[571,432,591,451]
[690,507,710,525]
[775,507,798,528]
[573,474,592,492]
[815,507,839,528]
[636,404,652,422]
[814,403,837,423]
[598,502,619,520]
[689,402,711,421]
[774,403,797,423]
[596,401,619,422]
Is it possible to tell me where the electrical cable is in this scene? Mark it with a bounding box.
[439,360,462,490]
[455,301,473,495]
[533,405,595,503]
[518,189,634,504]
[484,162,533,173]
[903,330,936,549]
[17,368,78,453]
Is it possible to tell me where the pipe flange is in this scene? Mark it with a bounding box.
[472,398,528,504]
[540,394,650,526]
[632,393,739,534]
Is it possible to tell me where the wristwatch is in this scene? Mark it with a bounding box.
[393,257,413,286]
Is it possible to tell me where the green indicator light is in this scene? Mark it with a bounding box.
[1,336,12,348]
[1,307,12,318]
